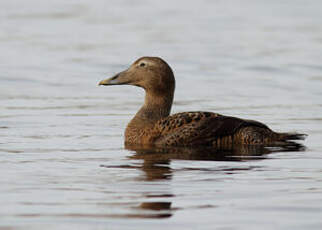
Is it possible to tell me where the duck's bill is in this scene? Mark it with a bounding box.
[98,71,130,86]
[98,73,121,86]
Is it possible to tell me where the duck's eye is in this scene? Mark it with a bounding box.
[139,62,146,67]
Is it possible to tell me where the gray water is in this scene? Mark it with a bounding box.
[1,0,322,229]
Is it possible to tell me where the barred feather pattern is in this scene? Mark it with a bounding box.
[124,111,305,147]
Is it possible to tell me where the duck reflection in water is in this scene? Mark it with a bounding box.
[127,141,306,162]
[123,142,304,218]
[101,143,304,219]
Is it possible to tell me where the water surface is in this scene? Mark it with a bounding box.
[1,0,322,229]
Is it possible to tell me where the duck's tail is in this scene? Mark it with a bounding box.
[276,132,308,141]
[263,132,307,151]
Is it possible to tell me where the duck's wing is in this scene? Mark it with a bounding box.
[154,112,269,146]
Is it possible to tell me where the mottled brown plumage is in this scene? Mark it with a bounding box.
[99,57,306,147]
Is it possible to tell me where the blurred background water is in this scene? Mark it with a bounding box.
[1,0,322,229]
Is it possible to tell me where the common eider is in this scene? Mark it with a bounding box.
[99,57,306,147]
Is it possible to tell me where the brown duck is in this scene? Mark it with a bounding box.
[99,57,306,147]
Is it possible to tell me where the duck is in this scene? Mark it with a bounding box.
[99,56,306,148]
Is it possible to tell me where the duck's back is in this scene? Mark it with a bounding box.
[152,111,303,147]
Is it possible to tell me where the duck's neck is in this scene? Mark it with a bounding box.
[129,90,174,127]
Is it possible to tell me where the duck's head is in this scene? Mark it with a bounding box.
[99,57,175,95]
